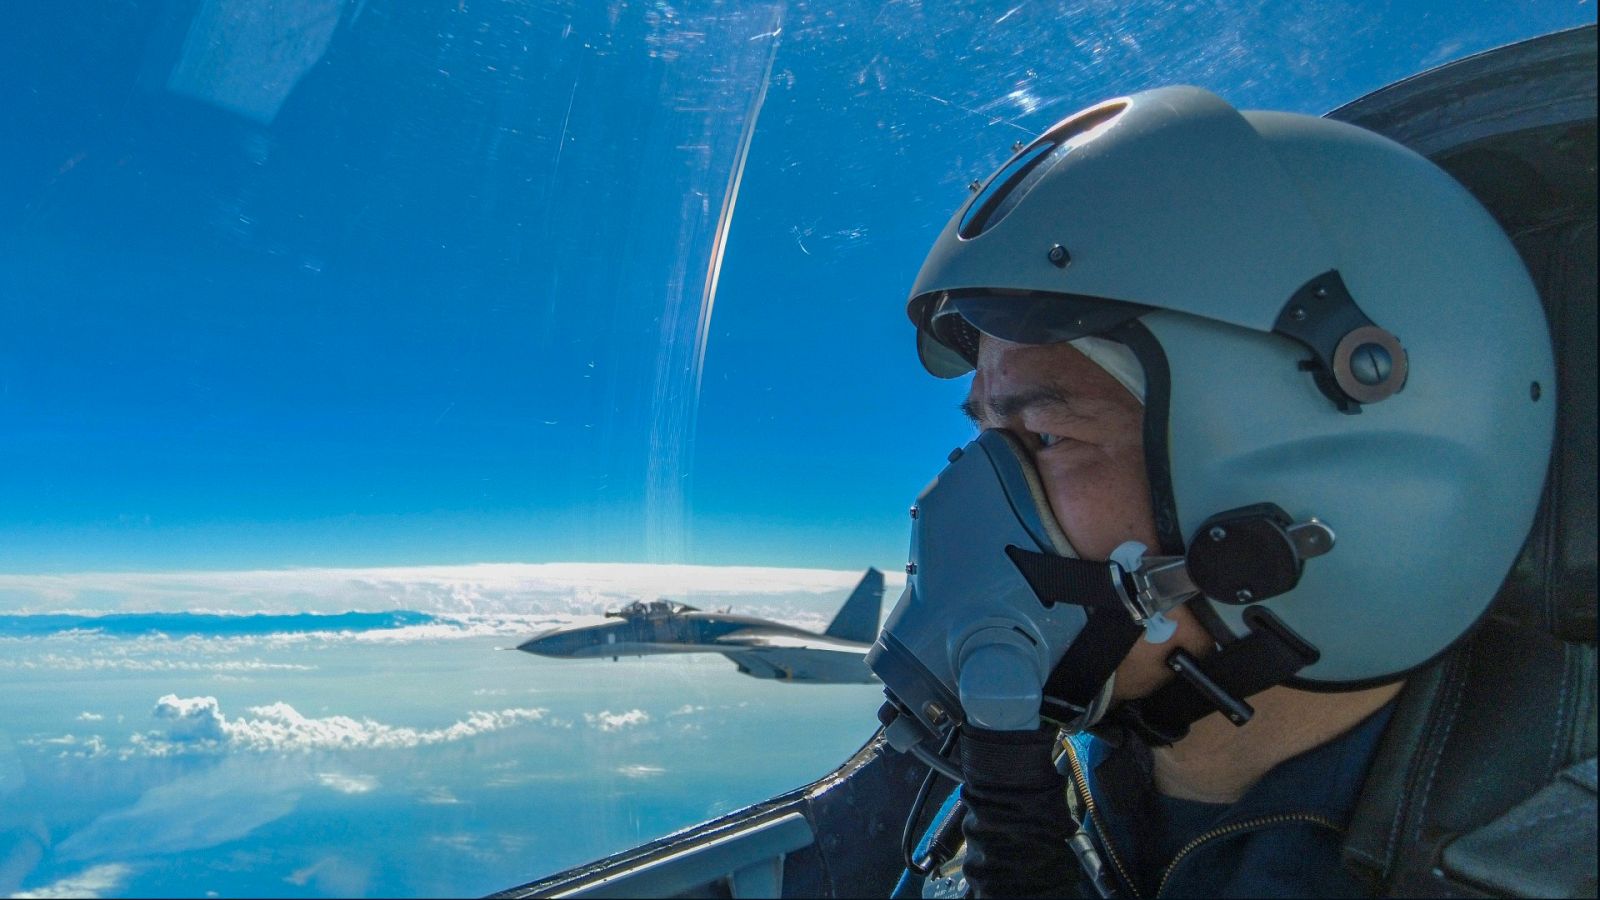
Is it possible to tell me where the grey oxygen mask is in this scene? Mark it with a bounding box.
[867,429,1211,778]
[870,428,1345,772]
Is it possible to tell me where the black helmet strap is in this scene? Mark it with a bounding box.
[1111,606,1321,745]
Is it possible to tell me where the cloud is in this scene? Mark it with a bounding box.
[668,704,704,717]
[0,620,559,670]
[10,863,133,898]
[428,833,529,863]
[418,786,461,805]
[315,772,377,794]
[152,695,228,742]
[344,619,544,643]
[76,712,103,722]
[21,734,109,759]
[284,856,369,896]
[54,760,303,862]
[0,654,313,673]
[616,764,665,779]
[429,834,498,862]
[128,695,550,756]
[0,563,896,621]
[584,709,650,732]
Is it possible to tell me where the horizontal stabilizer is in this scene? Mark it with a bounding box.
[823,568,884,644]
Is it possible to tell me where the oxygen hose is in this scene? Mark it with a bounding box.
[902,726,961,876]
[958,724,1079,898]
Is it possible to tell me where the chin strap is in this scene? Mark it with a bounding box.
[1045,605,1145,727]
[1005,512,1327,742]
[1004,545,1182,728]
[1113,606,1321,745]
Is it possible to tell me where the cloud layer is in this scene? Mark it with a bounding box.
[53,761,305,863]
[316,772,378,795]
[0,653,313,673]
[0,563,899,626]
[583,709,650,732]
[131,694,550,756]
[10,863,132,899]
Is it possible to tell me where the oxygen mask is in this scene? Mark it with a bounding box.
[867,429,1202,779]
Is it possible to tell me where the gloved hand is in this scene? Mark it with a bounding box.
[959,724,1076,898]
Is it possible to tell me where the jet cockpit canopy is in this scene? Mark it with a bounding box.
[606,599,700,619]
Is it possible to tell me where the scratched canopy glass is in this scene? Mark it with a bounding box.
[0,2,1589,898]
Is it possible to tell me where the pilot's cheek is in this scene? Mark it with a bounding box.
[1037,451,1159,562]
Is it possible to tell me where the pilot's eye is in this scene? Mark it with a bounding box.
[1033,432,1063,448]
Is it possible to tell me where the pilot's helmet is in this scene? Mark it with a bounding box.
[908,87,1555,686]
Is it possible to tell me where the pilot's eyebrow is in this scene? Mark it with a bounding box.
[962,386,1081,426]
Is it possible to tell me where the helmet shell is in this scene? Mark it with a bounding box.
[910,87,1556,685]
[1158,110,1554,684]
[910,86,1335,377]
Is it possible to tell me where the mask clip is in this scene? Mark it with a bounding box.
[1108,541,1194,643]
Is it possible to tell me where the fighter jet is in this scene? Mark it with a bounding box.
[515,568,884,683]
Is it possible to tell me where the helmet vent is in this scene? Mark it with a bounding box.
[957,101,1127,240]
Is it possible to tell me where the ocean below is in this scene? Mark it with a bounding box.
[0,608,884,898]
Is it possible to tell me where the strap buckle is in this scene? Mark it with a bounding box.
[1108,542,1198,624]
[1109,509,1337,622]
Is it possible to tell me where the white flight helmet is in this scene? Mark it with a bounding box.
[909,86,1555,686]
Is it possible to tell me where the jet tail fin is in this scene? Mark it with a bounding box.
[823,568,884,643]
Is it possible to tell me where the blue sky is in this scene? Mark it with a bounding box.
[1,1,1592,574]
[0,5,1593,898]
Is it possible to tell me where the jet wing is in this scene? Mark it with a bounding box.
[714,629,876,684]
[713,629,870,653]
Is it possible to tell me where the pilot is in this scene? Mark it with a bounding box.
[885,87,1593,897]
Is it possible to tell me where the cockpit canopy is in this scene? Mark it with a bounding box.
[606,599,700,620]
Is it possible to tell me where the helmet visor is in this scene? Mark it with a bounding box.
[913,289,1151,375]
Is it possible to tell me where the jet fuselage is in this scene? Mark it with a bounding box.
[516,571,886,684]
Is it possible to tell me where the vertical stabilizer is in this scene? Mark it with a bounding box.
[823,568,884,643]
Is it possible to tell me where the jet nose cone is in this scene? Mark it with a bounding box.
[517,627,564,655]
